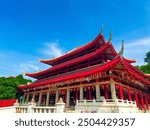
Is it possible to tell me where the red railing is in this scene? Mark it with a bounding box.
[0,99,16,107]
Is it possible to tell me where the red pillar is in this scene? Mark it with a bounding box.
[128,89,132,101]
[88,87,92,100]
[134,92,140,109]
[140,94,144,110]
[86,88,89,100]
[64,94,66,103]
[105,86,109,99]
[145,96,149,110]
[75,88,78,101]
[119,86,124,100]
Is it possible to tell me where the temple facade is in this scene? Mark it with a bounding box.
[18,30,150,112]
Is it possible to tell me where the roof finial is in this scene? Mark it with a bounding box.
[118,40,124,57]
[108,29,112,42]
[100,24,103,34]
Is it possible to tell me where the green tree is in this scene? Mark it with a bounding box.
[144,51,150,64]
[136,64,150,74]
[135,51,150,77]
[0,74,31,99]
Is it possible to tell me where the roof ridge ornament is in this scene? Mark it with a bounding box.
[100,24,103,34]
[118,40,124,57]
[108,29,112,43]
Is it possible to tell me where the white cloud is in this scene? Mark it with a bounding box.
[0,51,47,78]
[40,41,64,58]
[17,62,40,73]
[125,38,150,48]
[0,40,65,78]
[115,37,150,65]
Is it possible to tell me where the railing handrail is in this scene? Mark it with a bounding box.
[33,106,56,109]
[77,98,136,106]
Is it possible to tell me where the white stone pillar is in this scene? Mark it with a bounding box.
[110,80,116,99]
[46,91,50,106]
[55,89,59,104]
[32,92,35,101]
[95,83,100,100]
[38,92,42,106]
[66,88,70,107]
[80,85,83,100]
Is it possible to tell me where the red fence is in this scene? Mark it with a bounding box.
[0,99,16,107]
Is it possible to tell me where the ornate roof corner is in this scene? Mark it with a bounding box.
[118,40,124,57]
[100,24,103,34]
[108,29,112,43]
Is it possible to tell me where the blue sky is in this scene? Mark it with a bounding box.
[0,0,150,78]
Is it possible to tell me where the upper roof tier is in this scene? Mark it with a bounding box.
[40,33,108,66]
[25,32,136,79]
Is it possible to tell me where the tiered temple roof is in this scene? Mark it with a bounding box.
[19,31,150,92]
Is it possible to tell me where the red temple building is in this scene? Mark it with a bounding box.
[18,30,150,112]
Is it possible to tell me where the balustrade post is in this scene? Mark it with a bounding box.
[56,98,65,113]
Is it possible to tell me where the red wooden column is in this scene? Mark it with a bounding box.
[75,88,79,101]
[134,92,139,109]
[86,87,89,100]
[88,87,92,100]
[145,96,149,110]
[128,89,132,101]
[119,86,124,100]
[64,93,66,103]
[104,85,109,99]
[140,94,144,110]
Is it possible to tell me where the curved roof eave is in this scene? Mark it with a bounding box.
[40,33,106,65]
[19,56,121,89]
[25,43,110,79]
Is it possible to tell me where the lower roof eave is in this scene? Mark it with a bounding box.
[19,56,121,90]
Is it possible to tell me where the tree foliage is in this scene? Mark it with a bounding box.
[136,51,150,77]
[0,74,31,99]
[144,51,150,64]
[136,64,150,74]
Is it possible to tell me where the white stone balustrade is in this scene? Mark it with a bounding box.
[75,98,139,113]
[14,98,65,113]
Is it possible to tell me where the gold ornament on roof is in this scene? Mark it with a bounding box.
[108,29,112,42]
[118,40,124,57]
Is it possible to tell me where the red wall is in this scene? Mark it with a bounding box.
[0,99,16,107]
